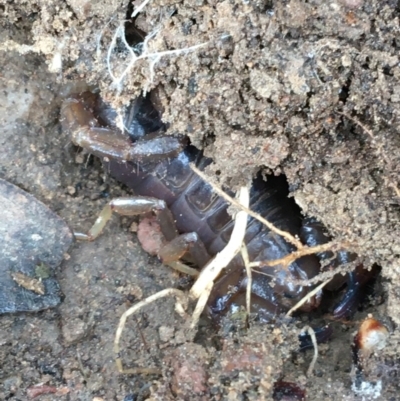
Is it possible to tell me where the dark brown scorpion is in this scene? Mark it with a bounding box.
[61,90,373,327]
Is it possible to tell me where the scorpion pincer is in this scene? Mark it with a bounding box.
[61,89,374,326]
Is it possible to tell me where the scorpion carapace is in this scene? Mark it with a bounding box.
[61,90,374,322]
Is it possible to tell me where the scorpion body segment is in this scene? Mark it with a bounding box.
[62,91,372,321]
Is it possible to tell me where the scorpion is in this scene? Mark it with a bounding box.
[61,89,374,326]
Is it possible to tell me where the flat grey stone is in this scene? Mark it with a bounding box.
[0,179,73,313]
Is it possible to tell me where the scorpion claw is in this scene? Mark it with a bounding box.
[61,93,186,163]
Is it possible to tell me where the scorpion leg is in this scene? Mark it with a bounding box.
[74,197,177,241]
[332,263,378,319]
[74,196,210,276]
[158,232,211,269]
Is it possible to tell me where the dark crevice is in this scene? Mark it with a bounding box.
[339,77,352,104]
[382,65,393,76]
[369,18,377,34]
[361,56,370,70]
[202,132,216,148]
[124,2,147,50]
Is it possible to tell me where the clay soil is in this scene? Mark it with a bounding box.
[1,0,400,400]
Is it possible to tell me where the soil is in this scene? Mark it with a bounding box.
[1,0,400,400]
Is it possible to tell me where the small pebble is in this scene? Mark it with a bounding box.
[62,317,87,344]
[75,153,85,164]
[67,185,76,195]
[159,326,174,342]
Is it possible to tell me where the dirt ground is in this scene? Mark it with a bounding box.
[1,0,400,400]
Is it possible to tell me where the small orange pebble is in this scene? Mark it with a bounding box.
[345,11,357,25]
[137,215,166,255]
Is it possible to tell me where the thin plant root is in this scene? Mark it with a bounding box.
[249,241,351,270]
[253,259,357,288]
[241,244,252,316]
[190,281,214,329]
[292,258,361,287]
[285,278,332,317]
[301,326,319,377]
[131,0,153,17]
[114,288,187,374]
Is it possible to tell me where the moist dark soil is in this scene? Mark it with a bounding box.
[1,0,400,400]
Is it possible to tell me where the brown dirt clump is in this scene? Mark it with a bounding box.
[1,0,400,399]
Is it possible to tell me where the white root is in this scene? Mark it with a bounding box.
[301,326,319,377]
[241,244,252,316]
[190,281,214,329]
[131,0,153,17]
[190,186,250,327]
[114,288,187,374]
[190,186,250,300]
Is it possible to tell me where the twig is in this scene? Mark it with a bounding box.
[190,164,303,249]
